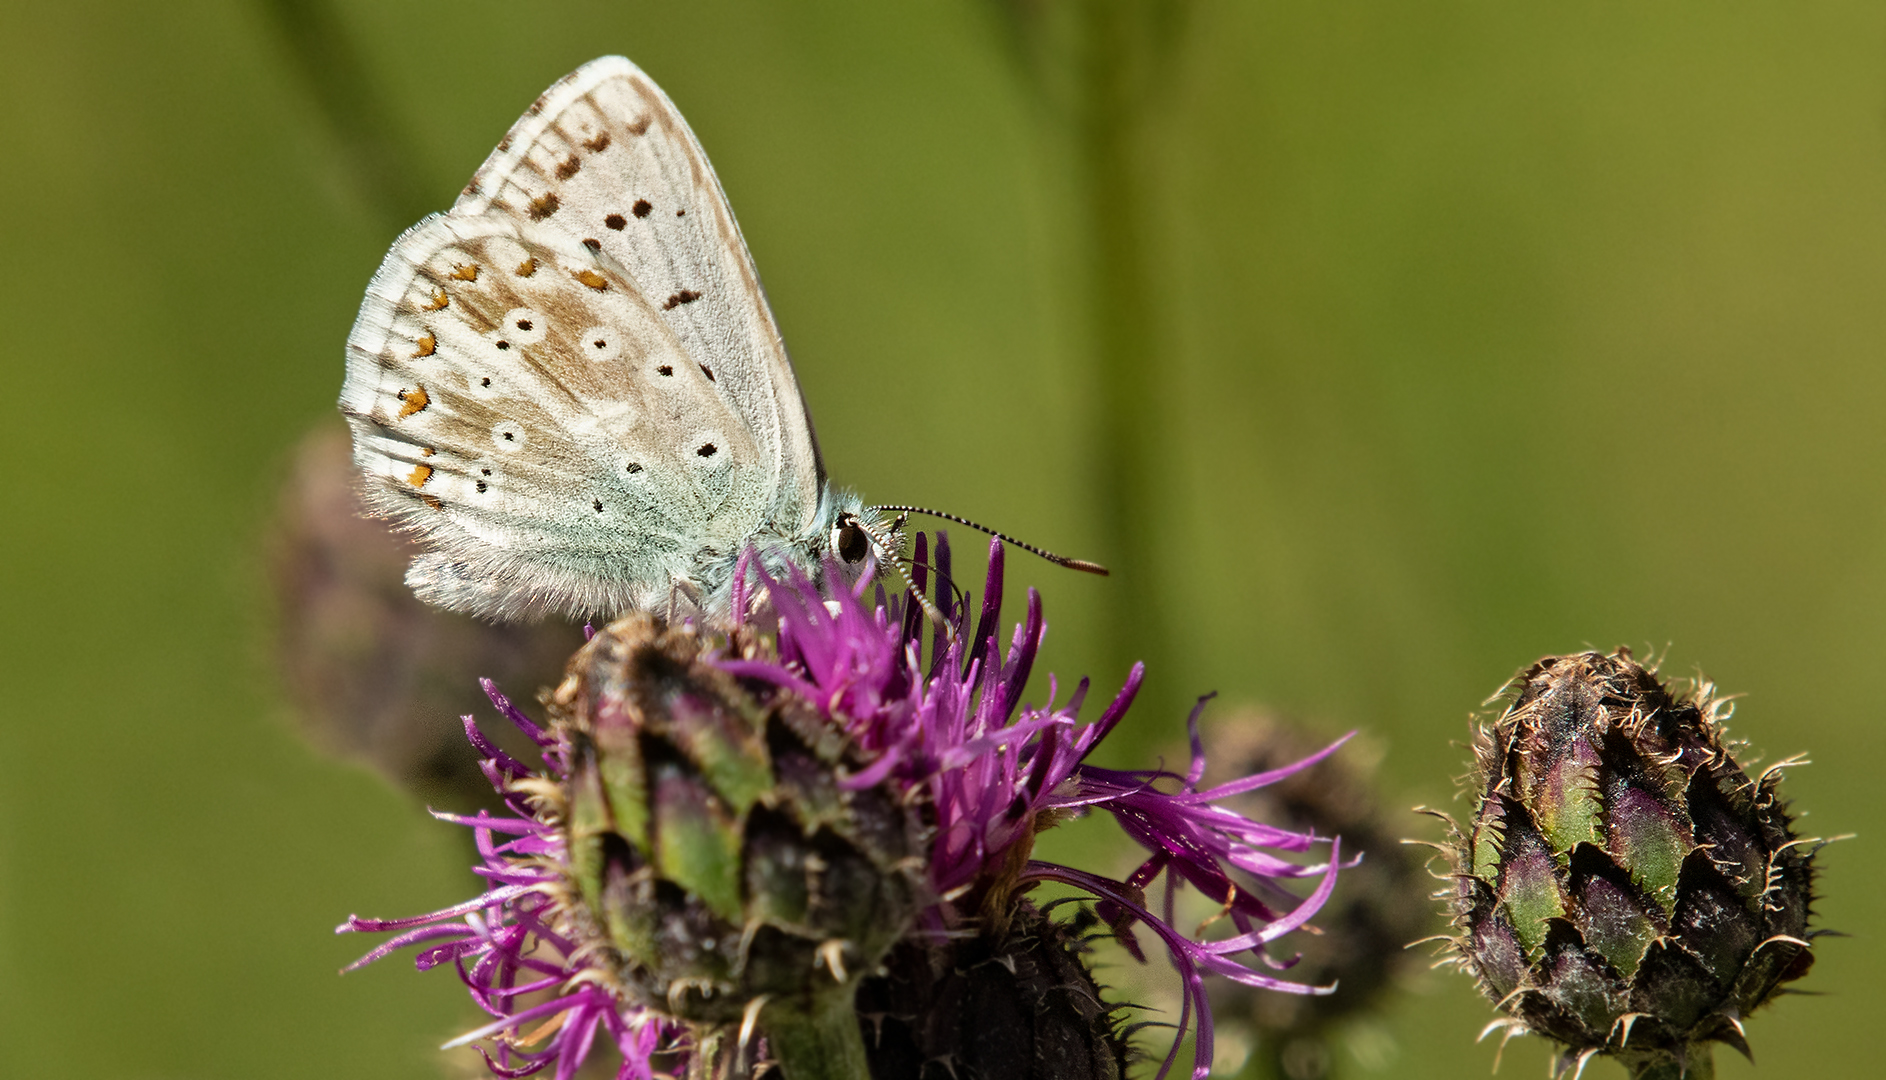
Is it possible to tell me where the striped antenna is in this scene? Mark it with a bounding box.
[866,506,1108,576]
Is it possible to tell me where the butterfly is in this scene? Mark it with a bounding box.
[340,56,883,622]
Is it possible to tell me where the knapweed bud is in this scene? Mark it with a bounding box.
[549,614,926,1076]
[1432,649,1825,1079]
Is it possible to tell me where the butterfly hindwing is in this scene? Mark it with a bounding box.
[342,212,771,620]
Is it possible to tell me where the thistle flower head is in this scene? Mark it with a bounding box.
[1431,649,1829,1079]
[340,535,1346,1080]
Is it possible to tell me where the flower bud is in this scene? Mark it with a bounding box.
[1433,650,1825,1078]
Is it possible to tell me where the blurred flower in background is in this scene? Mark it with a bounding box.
[270,423,583,810]
[340,537,1348,1080]
[1196,715,1434,1080]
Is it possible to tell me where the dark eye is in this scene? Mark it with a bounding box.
[834,521,869,564]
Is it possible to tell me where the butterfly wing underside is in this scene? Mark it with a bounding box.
[458,56,825,542]
[341,57,829,621]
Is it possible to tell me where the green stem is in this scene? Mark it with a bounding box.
[257,0,438,230]
[1071,0,1176,709]
[763,993,872,1080]
[1623,1045,1714,1080]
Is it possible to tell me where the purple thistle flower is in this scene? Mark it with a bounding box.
[339,534,1344,1080]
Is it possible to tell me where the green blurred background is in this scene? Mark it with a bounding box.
[2,2,1880,1077]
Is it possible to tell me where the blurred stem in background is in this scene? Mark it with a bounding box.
[258,0,437,233]
[981,0,1193,718]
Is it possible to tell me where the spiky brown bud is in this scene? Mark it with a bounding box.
[1432,649,1825,1078]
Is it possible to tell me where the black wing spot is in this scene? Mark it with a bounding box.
[662,290,702,311]
[657,365,673,377]
[503,431,515,441]
[675,208,686,217]
[515,318,532,330]
[481,377,492,387]
[476,480,488,493]
[582,238,601,253]
[481,468,492,476]
[632,199,652,218]
[696,442,717,458]
[591,337,608,349]
[604,213,627,230]
[626,462,643,474]
[593,498,604,512]
[698,363,715,382]
[496,341,510,350]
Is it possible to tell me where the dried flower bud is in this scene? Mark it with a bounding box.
[1430,650,1827,1078]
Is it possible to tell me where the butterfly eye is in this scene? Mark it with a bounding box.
[833,520,870,564]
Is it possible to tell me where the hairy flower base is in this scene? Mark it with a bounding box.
[339,537,1343,1080]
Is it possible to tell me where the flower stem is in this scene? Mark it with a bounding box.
[1624,1046,1715,1080]
[763,994,872,1080]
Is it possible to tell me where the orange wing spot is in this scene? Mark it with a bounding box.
[413,333,436,358]
[451,264,480,281]
[407,464,434,488]
[573,269,608,291]
[397,384,430,418]
[421,494,444,511]
[528,192,560,220]
[515,257,537,277]
[420,447,435,457]
[421,288,449,311]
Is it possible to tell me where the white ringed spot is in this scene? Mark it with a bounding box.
[491,421,527,452]
[495,307,548,349]
[576,325,622,363]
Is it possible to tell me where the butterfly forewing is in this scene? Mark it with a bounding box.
[455,57,825,542]
[343,213,772,620]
